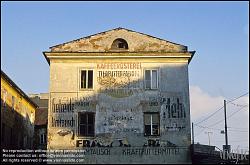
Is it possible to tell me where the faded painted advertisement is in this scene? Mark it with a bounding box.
[47,62,191,163]
[96,62,142,98]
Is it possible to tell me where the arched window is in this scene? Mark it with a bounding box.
[111,38,128,50]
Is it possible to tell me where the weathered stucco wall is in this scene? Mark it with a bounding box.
[47,60,191,163]
[1,74,36,149]
[45,28,194,163]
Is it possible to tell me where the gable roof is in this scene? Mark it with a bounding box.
[1,70,38,108]
[49,27,188,53]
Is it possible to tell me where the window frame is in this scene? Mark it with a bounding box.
[144,69,159,90]
[79,69,94,90]
[2,89,7,109]
[144,112,160,136]
[111,38,129,50]
[40,133,46,144]
[78,112,95,137]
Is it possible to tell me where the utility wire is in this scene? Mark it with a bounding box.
[227,126,249,130]
[208,105,248,127]
[228,102,249,107]
[195,124,221,131]
[194,106,224,125]
[194,128,206,137]
[227,92,249,103]
[194,92,249,125]
[227,130,248,133]
[213,140,249,142]
[193,105,248,138]
[194,124,248,133]
[193,127,248,139]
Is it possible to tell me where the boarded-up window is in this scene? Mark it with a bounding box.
[79,113,95,137]
[144,113,160,136]
[81,70,93,89]
[145,69,158,89]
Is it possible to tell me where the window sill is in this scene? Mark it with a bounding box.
[76,136,96,139]
[144,135,160,137]
[79,89,95,91]
[144,89,159,91]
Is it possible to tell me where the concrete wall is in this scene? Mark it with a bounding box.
[29,93,49,149]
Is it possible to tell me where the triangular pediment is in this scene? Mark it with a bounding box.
[50,27,187,52]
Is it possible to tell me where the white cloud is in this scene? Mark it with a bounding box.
[189,85,249,150]
[190,86,225,122]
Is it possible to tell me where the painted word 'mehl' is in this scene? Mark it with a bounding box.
[165,98,186,119]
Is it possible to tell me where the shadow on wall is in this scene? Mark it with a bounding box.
[47,64,190,149]
[1,99,34,150]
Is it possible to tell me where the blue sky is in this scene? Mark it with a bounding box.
[1,1,249,150]
[1,1,248,97]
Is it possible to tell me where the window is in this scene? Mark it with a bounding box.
[144,113,160,136]
[145,69,158,89]
[80,70,93,89]
[111,38,128,50]
[118,42,126,48]
[11,96,15,111]
[78,113,95,137]
[40,133,46,144]
[2,89,7,109]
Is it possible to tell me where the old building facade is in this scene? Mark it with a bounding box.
[1,70,38,149]
[43,27,195,163]
[29,93,49,149]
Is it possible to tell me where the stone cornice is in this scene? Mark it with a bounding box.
[43,51,195,65]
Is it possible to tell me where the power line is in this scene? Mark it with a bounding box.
[227,126,249,130]
[194,127,207,137]
[208,105,248,127]
[194,106,224,125]
[194,92,249,125]
[227,92,249,103]
[227,129,248,133]
[194,123,249,133]
[228,102,249,107]
[195,124,221,131]
[213,140,249,142]
[193,92,248,138]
